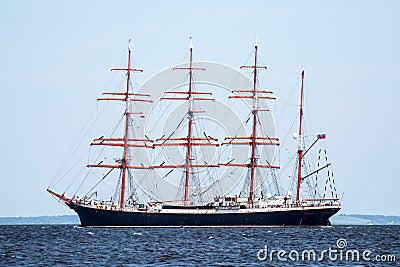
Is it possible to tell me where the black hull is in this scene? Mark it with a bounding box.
[68,203,340,227]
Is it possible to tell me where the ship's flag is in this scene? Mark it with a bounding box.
[317,133,327,139]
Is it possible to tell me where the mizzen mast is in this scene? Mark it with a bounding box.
[222,39,279,204]
[295,65,305,203]
[88,39,153,209]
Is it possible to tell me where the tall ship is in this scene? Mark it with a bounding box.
[47,38,340,226]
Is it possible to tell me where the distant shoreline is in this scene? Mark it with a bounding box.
[0,214,399,225]
[0,215,79,225]
[330,214,400,225]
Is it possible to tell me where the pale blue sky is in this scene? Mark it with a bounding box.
[0,0,399,216]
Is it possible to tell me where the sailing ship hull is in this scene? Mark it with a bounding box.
[68,202,339,227]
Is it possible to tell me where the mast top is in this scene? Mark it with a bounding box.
[128,38,132,52]
[254,35,258,47]
[189,36,193,49]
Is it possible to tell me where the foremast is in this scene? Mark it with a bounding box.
[153,37,218,205]
[88,40,153,209]
[222,39,279,204]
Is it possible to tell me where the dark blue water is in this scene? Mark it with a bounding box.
[0,225,398,266]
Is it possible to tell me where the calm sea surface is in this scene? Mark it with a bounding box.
[0,225,398,266]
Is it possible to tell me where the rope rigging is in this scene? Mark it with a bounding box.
[49,42,338,207]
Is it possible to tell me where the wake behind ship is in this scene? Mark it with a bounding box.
[47,38,341,227]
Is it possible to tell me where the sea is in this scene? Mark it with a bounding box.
[0,225,398,266]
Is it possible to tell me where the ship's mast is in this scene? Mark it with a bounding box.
[295,65,305,203]
[184,37,195,204]
[222,39,279,205]
[87,40,153,210]
[248,39,260,203]
[120,41,133,209]
[153,37,218,205]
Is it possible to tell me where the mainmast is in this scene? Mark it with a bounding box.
[222,39,279,204]
[88,40,153,209]
[249,40,261,203]
[120,41,134,209]
[153,37,218,205]
[184,37,195,204]
[295,65,305,203]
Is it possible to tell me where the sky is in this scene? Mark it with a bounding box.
[0,0,399,216]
